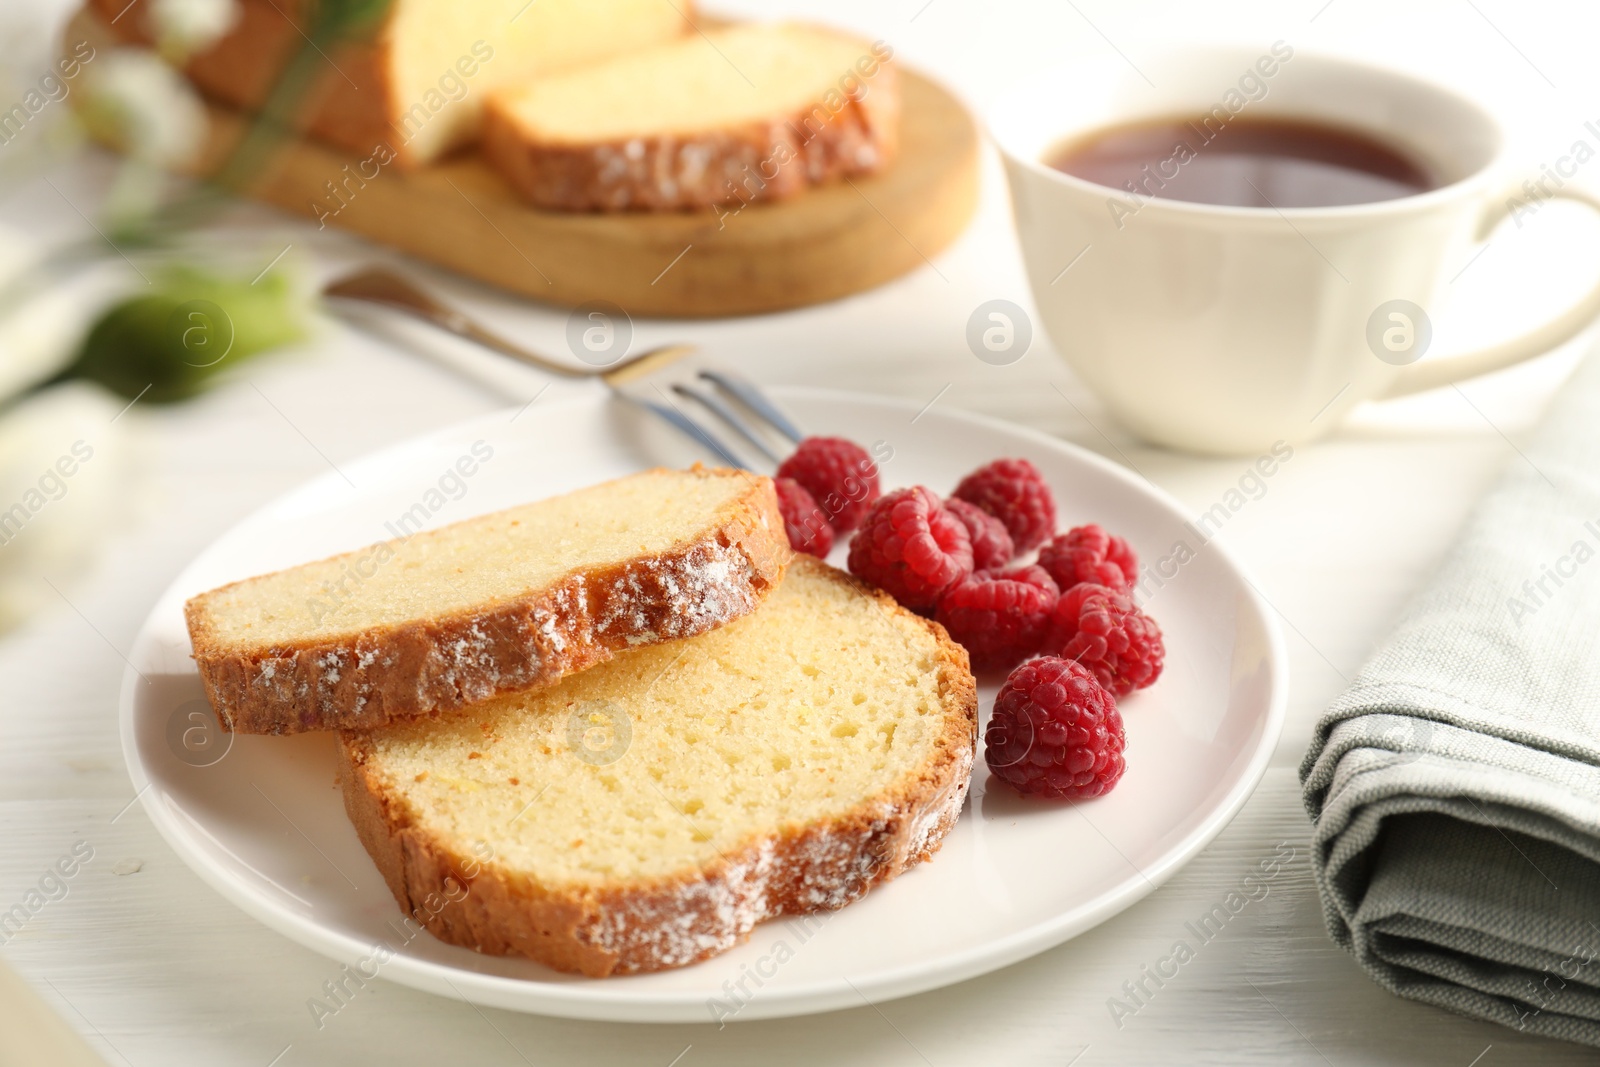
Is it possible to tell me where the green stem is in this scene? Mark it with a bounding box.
[0,2,392,352]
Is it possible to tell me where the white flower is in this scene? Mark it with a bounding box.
[0,383,130,633]
[0,224,90,398]
[79,49,205,166]
[151,0,240,60]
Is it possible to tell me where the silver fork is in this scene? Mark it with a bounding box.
[322,267,803,470]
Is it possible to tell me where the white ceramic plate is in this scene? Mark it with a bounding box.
[120,388,1286,1023]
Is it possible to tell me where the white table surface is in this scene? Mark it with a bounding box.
[4,0,1600,1063]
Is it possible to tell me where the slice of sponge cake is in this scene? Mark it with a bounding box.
[483,23,899,211]
[184,468,790,735]
[338,558,976,976]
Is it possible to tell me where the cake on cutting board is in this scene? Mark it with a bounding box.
[183,467,790,735]
[69,1,976,314]
[88,0,695,167]
[338,557,976,976]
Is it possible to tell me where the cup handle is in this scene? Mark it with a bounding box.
[1382,183,1600,398]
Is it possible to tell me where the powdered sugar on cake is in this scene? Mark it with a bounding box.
[594,538,760,641]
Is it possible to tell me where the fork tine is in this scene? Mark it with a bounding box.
[698,370,806,445]
[627,396,750,470]
[671,383,784,465]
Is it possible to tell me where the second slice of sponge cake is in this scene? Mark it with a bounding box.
[483,23,899,211]
[338,558,977,976]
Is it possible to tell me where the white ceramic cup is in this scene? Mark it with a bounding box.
[991,45,1600,454]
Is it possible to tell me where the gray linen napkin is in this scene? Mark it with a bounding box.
[1301,343,1600,1047]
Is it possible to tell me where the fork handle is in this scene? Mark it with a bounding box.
[323,268,590,379]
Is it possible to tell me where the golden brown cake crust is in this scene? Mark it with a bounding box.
[481,61,900,212]
[337,560,978,977]
[184,469,792,736]
[87,0,408,162]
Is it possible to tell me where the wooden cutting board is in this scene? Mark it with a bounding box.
[88,2,980,320]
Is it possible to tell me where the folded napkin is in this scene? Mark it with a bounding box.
[1301,344,1600,1047]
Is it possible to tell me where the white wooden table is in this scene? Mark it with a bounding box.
[4,0,1600,1063]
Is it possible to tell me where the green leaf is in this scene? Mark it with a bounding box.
[63,265,310,404]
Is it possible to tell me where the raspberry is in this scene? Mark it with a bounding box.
[985,656,1126,799]
[1046,583,1165,697]
[935,564,1058,673]
[1038,524,1138,594]
[776,436,881,534]
[951,458,1056,553]
[774,477,834,558]
[944,497,1014,572]
[847,486,973,610]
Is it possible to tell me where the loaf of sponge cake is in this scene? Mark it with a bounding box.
[88,0,695,167]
